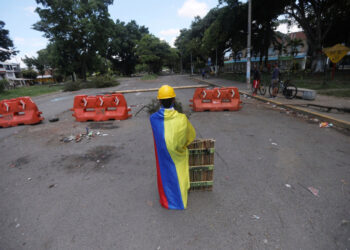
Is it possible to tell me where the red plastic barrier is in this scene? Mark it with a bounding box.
[189,87,242,112]
[71,94,132,122]
[0,97,43,128]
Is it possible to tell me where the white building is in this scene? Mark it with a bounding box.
[0,62,28,87]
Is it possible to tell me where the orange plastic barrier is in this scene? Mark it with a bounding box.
[0,97,44,128]
[189,87,242,112]
[71,94,132,122]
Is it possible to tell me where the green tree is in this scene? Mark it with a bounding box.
[175,9,221,73]
[175,28,192,72]
[33,0,114,80]
[107,20,149,75]
[0,20,18,61]
[287,38,304,58]
[136,34,172,73]
[273,31,289,64]
[322,0,350,47]
[23,48,51,77]
[284,0,348,71]
[201,6,246,71]
[21,69,38,79]
[163,47,180,73]
[286,37,304,71]
[208,0,289,70]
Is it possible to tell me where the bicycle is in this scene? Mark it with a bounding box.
[251,80,266,96]
[268,79,298,99]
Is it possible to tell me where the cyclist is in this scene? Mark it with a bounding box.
[271,63,280,98]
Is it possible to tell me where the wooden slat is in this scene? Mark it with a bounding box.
[189,165,214,171]
[190,181,213,187]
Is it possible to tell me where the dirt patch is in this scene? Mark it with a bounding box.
[56,145,119,173]
[88,122,119,130]
[84,145,116,162]
[10,156,30,169]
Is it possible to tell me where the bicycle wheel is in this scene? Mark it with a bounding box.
[268,83,279,97]
[283,83,298,99]
[259,82,266,95]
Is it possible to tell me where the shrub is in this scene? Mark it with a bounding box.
[21,69,38,79]
[141,74,158,80]
[0,79,9,93]
[84,75,119,88]
[63,75,119,92]
[135,64,149,73]
[63,80,82,92]
[146,98,183,114]
[93,75,119,88]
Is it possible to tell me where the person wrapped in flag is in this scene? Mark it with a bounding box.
[150,85,196,210]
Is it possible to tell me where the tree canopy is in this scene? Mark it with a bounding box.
[18,0,350,77]
[174,0,349,72]
[136,34,173,73]
[33,0,114,80]
[107,20,149,75]
[0,21,17,61]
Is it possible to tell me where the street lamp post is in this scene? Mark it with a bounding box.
[246,0,252,90]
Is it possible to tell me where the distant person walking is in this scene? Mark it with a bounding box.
[201,68,206,79]
[252,65,261,96]
[271,63,280,98]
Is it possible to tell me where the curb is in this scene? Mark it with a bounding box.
[190,77,350,130]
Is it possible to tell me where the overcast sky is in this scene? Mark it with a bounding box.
[0,0,301,67]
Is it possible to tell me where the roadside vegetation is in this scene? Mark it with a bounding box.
[0,84,64,100]
[1,0,349,99]
[141,74,158,80]
[0,74,120,100]
[63,75,119,92]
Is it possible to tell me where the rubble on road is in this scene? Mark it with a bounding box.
[319,122,333,128]
[60,129,109,143]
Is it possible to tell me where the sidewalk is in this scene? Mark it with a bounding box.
[191,75,350,127]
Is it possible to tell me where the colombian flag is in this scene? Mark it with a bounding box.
[150,108,196,210]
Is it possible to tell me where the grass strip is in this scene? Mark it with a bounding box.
[141,74,158,80]
[0,85,64,100]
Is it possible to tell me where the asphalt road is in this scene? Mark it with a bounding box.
[0,75,349,250]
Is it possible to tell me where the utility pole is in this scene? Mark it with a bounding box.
[246,0,252,90]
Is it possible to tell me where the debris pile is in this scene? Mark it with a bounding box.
[319,122,333,128]
[264,101,336,129]
[60,127,109,143]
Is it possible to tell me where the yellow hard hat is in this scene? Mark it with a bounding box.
[157,85,176,99]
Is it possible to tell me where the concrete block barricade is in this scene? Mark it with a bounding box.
[0,97,44,128]
[71,94,132,122]
[297,88,316,100]
[189,87,242,112]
